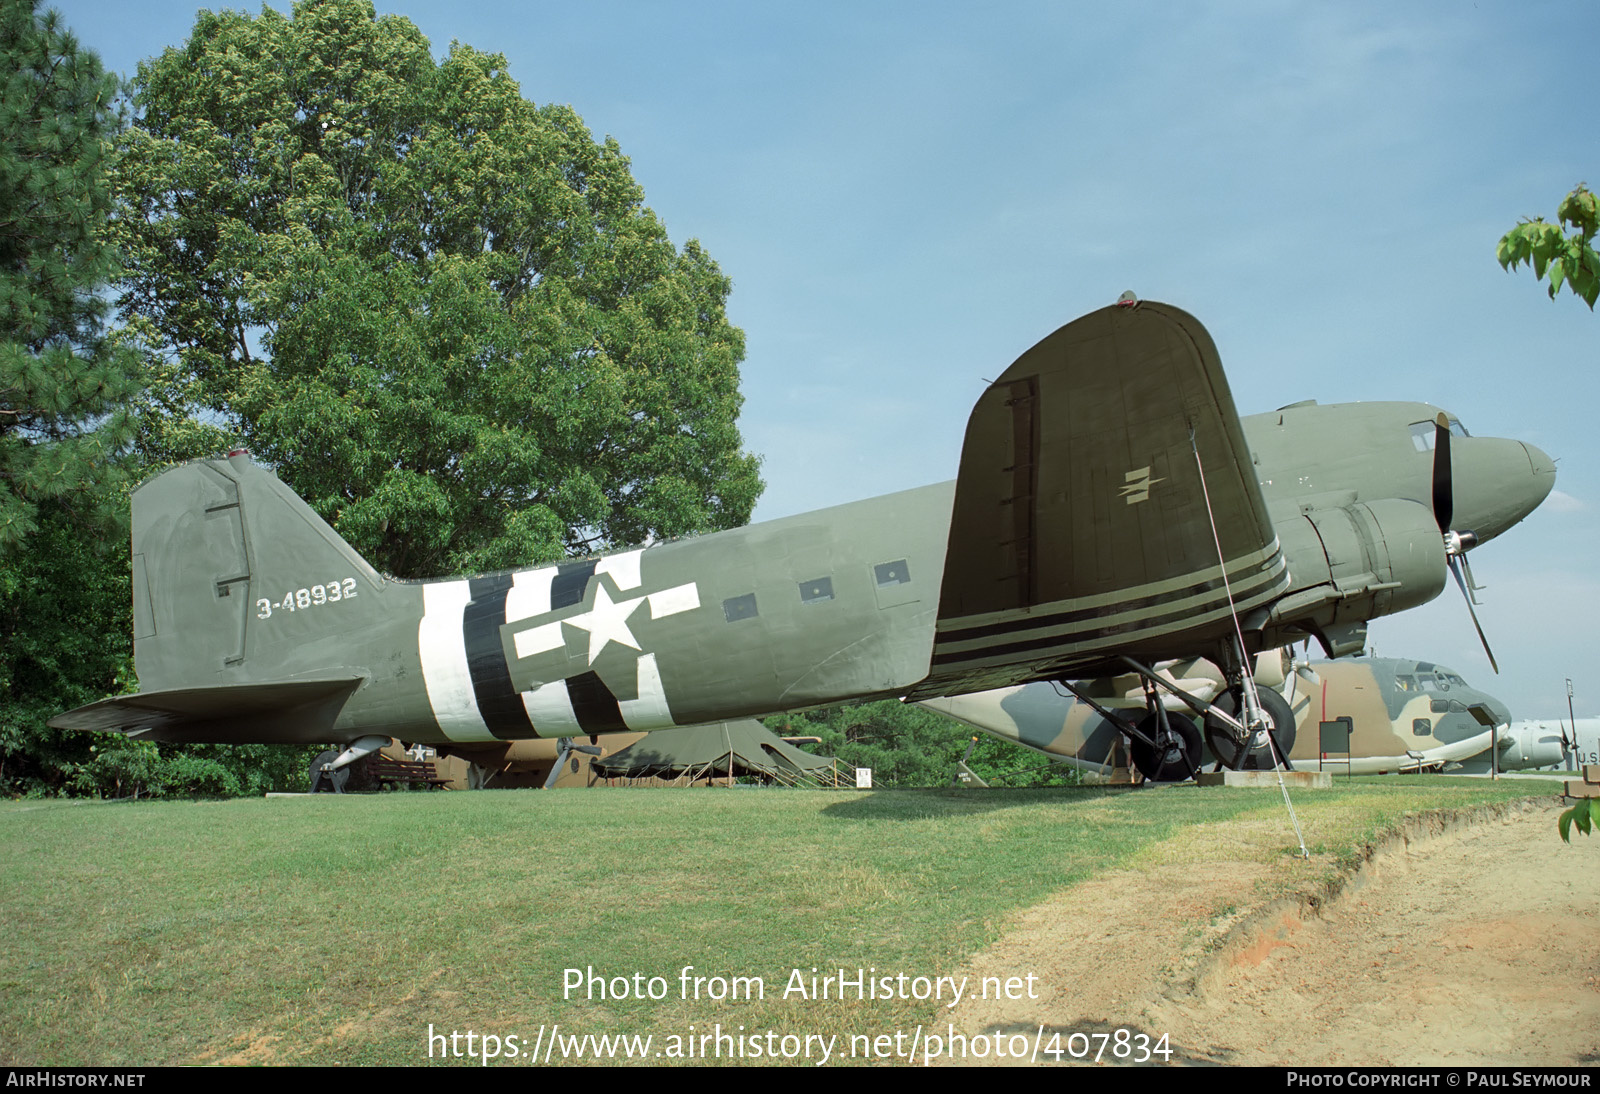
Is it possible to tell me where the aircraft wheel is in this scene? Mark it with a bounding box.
[1130,713,1202,782]
[1205,686,1296,770]
[308,749,349,794]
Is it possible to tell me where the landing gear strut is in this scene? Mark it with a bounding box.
[308,748,348,793]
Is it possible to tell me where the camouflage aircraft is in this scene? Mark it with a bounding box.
[51,299,1557,786]
[922,654,1564,779]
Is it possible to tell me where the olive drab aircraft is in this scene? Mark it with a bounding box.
[921,654,1566,780]
[51,299,1558,787]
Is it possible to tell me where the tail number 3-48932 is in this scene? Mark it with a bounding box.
[255,578,358,619]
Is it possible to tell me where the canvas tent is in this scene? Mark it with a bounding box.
[588,719,844,787]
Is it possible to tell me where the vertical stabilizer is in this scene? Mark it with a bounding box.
[132,452,386,693]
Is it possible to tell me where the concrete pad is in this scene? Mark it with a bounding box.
[1196,770,1332,789]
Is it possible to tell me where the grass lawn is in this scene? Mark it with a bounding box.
[0,777,1552,1066]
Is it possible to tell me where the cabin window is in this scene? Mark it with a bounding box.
[1409,418,1469,452]
[723,593,758,622]
[1413,718,1432,736]
[799,577,834,604]
[875,560,911,586]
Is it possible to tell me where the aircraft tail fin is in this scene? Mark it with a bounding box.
[129,451,388,696]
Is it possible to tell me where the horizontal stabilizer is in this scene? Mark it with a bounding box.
[49,678,364,744]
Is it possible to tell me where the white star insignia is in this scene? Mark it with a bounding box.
[564,582,646,664]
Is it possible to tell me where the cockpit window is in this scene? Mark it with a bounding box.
[1394,675,1416,692]
[1409,418,1469,451]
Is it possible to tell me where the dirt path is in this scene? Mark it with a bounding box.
[950,798,1600,1066]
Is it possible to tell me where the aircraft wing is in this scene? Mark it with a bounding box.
[917,300,1288,696]
[49,677,364,744]
[1339,730,1497,775]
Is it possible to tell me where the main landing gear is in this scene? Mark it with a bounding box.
[1059,652,1297,784]
[1204,685,1296,770]
[1130,708,1202,782]
[1055,674,1203,783]
[308,748,348,793]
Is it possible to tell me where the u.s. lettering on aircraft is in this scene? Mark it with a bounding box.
[52,298,1556,786]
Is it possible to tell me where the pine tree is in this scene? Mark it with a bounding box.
[0,0,139,554]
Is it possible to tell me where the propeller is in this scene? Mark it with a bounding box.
[544,737,602,789]
[1432,414,1499,673]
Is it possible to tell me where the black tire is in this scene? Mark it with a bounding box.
[1204,686,1296,770]
[1130,712,1202,782]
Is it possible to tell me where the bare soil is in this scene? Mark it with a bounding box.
[950,797,1600,1066]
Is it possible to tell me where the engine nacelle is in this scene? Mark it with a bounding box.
[1262,498,1447,655]
[1497,725,1567,770]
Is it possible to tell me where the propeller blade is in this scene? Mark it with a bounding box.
[1432,412,1453,534]
[1459,552,1485,604]
[544,738,574,789]
[1448,555,1499,674]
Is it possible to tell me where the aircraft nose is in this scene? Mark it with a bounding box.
[1522,440,1557,481]
[1449,437,1557,546]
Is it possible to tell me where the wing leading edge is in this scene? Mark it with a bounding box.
[919,300,1287,696]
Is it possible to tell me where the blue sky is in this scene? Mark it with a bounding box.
[52,0,1598,720]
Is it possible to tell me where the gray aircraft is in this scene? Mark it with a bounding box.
[52,299,1557,786]
[1490,715,1598,773]
[923,654,1562,779]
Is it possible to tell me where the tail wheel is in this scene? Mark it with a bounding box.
[308,748,348,794]
[1130,713,1202,782]
[1205,686,1296,770]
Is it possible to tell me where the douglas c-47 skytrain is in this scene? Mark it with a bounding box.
[53,299,1557,787]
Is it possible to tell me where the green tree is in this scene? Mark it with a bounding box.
[1558,797,1592,843]
[114,0,761,579]
[0,0,139,554]
[1497,183,1600,310]
[768,700,1082,788]
[0,1,145,795]
[0,493,132,792]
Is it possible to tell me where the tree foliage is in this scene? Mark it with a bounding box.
[1559,796,1593,843]
[1497,183,1600,310]
[767,700,1083,789]
[0,0,139,555]
[114,0,761,578]
[0,493,132,791]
